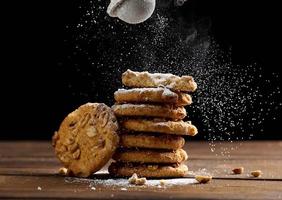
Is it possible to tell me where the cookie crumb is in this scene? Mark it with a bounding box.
[90,186,96,190]
[37,186,42,191]
[120,188,127,191]
[58,167,70,176]
[195,175,212,184]
[160,179,166,186]
[147,165,158,171]
[128,173,138,184]
[135,177,147,185]
[251,170,262,177]
[232,167,244,174]
[128,173,147,185]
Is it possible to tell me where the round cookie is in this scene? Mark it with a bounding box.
[113,149,188,164]
[120,133,185,150]
[122,69,197,92]
[109,162,188,178]
[52,103,119,177]
[112,104,186,120]
[121,119,198,136]
[114,88,192,106]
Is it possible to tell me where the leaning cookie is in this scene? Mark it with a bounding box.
[121,119,198,136]
[113,148,188,164]
[109,162,188,178]
[120,133,185,150]
[112,104,187,120]
[114,88,192,106]
[122,69,197,92]
[52,103,119,177]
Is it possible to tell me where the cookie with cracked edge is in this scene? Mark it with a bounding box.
[120,133,185,150]
[121,119,198,136]
[109,162,188,178]
[52,103,119,177]
[113,148,188,164]
[122,69,197,92]
[112,103,187,120]
[114,88,192,106]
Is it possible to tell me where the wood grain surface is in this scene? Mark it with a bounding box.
[0,141,282,199]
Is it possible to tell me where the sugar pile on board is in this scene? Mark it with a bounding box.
[64,177,197,189]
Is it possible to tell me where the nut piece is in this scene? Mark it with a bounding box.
[100,111,109,127]
[68,143,78,153]
[128,173,138,184]
[251,170,262,177]
[135,178,147,185]
[147,165,158,171]
[159,179,166,186]
[232,167,244,174]
[58,167,70,176]
[195,175,212,184]
[72,149,81,159]
[128,173,147,185]
[86,127,97,137]
[52,131,59,146]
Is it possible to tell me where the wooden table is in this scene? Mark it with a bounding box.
[0,141,282,199]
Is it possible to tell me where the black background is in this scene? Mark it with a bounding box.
[1,0,281,140]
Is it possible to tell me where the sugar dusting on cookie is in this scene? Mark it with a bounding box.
[162,87,177,97]
[122,69,197,92]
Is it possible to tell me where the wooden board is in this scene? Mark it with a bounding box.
[0,141,282,199]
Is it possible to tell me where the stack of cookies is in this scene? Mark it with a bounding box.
[109,70,198,178]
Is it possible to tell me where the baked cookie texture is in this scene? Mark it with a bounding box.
[52,69,198,178]
[52,103,119,177]
[114,88,192,106]
[109,69,198,178]
[109,162,188,178]
[120,133,185,150]
[121,119,198,136]
[122,69,197,92]
[113,149,188,164]
[112,103,187,120]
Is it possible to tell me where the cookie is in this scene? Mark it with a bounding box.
[109,162,188,178]
[114,88,192,106]
[120,133,185,150]
[112,104,187,120]
[52,103,119,177]
[113,149,188,164]
[122,69,197,92]
[121,119,198,136]
[175,92,193,106]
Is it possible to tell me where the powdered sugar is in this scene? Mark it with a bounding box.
[63,1,281,147]
[116,87,165,93]
[113,103,180,109]
[115,87,165,94]
[65,177,197,189]
[115,87,178,99]
[123,69,197,92]
[162,87,177,97]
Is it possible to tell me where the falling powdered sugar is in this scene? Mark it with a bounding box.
[62,1,282,156]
